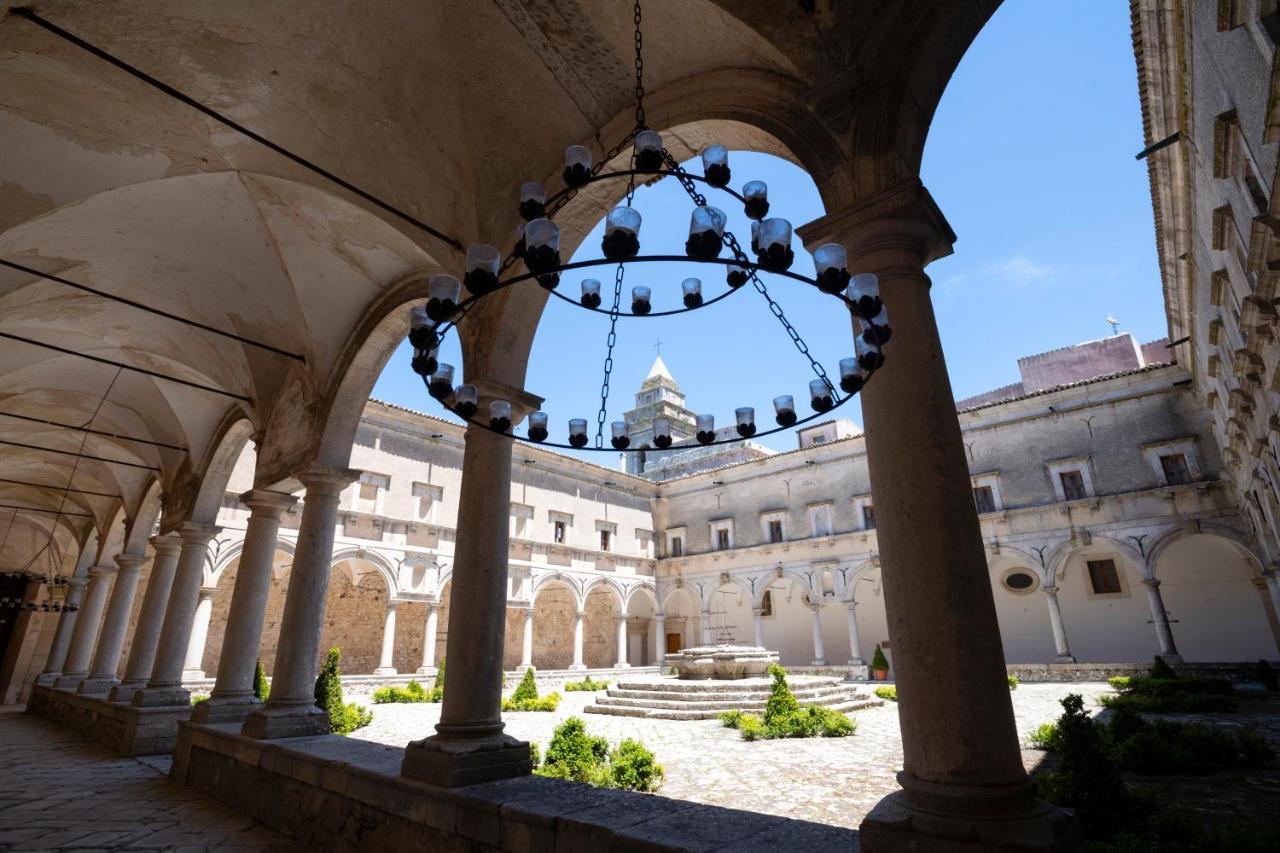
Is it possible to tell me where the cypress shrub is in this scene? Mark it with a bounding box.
[253,659,270,701]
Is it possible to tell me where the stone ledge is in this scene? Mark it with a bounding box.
[27,684,191,756]
[172,720,860,852]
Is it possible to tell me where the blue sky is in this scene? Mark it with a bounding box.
[373,2,1165,458]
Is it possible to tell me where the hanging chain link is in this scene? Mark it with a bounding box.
[633,0,646,129]
[661,151,837,396]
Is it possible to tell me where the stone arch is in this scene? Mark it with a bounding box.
[624,583,659,612]
[658,585,700,653]
[1146,522,1260,575]
[986,553,1056,664]
[1051,541,1155,663]
[330,546,400,599]
[316,554,396,675]
[530,575,580,670]
[754,569,814,609]
[581,576,626,611]
[842,557,882,602]
[756,572,819,666]
[702,575,754,646]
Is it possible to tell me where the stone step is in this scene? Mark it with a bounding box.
[604,683,857,705]
[612,676,846,694]
[584,697,884,721]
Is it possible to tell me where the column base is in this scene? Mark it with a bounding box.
[401,732,532,788]
[131,685,192,707]
[190,694,261,724]
[240,701,329,739]
[76,676,119,695]
[1054,654,1078,664]
[1157,653,1184,665]
[859,778,1077,852]
[107,681,146,703]
[848,657,866,666]
[373,667,398,676]
[415,665,439,676]
[182,669,206,680]
[614,662,631,670]
[844,664,871,681]
[811,658,829,666]
[54,674,87,689]
[568,663,587,672]
[34,672,61,687]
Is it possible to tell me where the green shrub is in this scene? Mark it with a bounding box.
[1099,692,1235,714]
[737,713,765,741]
[870,644,889,672]
[511,667,539,703]
[190,694,209,705]
[609,738,664,792]
[763,663,801,725]
[1149,656,1177,679]
[337,701,372,733]
[564,676,610,692]
[253,659,270,701]
[1105,710,1273,775]
[1236,728,1275,765]
[536,716,612,786]
[314,647,345,728]
[812,706,856,737]
[1255,659,1278,691]
[1121,676,1234,697]
[719,709,744,728]
[1108,676,1132,692]
[429,657,446,702]
[1007,674,1020,690]
[372,680,429,704]
[1029,722,1059,750]
[873,685,897,702]
[1032,694,1132,840]
[502,667,560,711]
[529,741,541,768]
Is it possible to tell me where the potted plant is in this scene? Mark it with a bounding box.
[871,644,890,681]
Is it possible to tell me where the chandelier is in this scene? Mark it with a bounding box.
[405,1,891,453]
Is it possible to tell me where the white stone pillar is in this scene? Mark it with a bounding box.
[79,554,147,693]
[809,603,828,665]
[800,187,1066,848]
[192,490,294,722]
[35,578,86,685]
[375,601,399,675]
[845,601,864,665]
[56,565,114,687]
[242,466,353,738]
[570,609,587,671]
[1142,577,1180,661]
[418,603,440,674]
[1042,586,1076,663]
[131,523,219,707]
[182,587,217,679]
[700,609,713,645]
[654,612,666,664]
[109,534,182,702]
[752,607,765,648]
[520,606,534,669]
[615,614,629,669]
[401,419,530,786]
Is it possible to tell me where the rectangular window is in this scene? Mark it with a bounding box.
[973,486,996,514]
[811,435,826,445]
[1086,559,1122,595]
[1059,470,1087,501]
[1160,453,1192,486]
[600,529,611,551]
[767,519,784,544]
[554,520,566,544]
[761,589,773,617]
[716,528,731,550]
[670,536,683,557]
[862,505,876,530]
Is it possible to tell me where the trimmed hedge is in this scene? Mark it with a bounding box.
[564,676,610,692]
[1100,673,1235,713]
[372,680,432,704]
[720,664,856,740]
[502,667,561,712]
[313,647,372,735]
[873,685,897,702]
[533,717,663,792]
[253,659,270,701]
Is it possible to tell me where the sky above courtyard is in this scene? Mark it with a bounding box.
[372,2,1164,459]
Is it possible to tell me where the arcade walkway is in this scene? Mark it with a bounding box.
[0,707,298,852]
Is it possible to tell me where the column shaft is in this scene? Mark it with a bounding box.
[615,614,629,668]
[1042,587,1076,663]
[375,602,399,675]
[810,604,828,665]
[700,610,712,646]
[1142,578,1180,660]
[752,607,765,648]
[654,614,666,664]
[520,607,533,669]
[570,609,586,670]
[36,579,86,684]
[109,535,182,701]
[182,588,216,679]
[846,601,864,665]
[79,554,146,693]
[418,604,439,674]
[57,566,114,686]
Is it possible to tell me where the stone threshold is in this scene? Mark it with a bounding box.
[27,684,191,756]
[172,720,860,852]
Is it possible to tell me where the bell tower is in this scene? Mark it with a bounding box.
[622,356,696,475]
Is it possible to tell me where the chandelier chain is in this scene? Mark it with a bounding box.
[634,0,645,129]
[661,151,837,396]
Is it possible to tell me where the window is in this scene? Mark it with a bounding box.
[717,528,731,550]
[554,521,566,544]
[973,485,996,514]
[666,527,686,558]
[600,529,611,551]
[1086,559,1122,595]
[595,521,617,553]
[862,505,876,530]
[1059,470,1087,501]
[811,435,826,445]
[549,511,572,546]
[760,589,773,616]
[1160,453,1192,486]
[356,472,390,515]
[412,482,442,523]
[710,520,733,551]
[1001,571,1038,593]
[766,520,783,543]
[670,536,683,557]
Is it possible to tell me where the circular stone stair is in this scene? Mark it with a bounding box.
[583,674,883,720]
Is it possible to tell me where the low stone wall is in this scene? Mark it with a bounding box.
[27,685,190,756]
[173,722,859,852]
[1005,660,1279,683]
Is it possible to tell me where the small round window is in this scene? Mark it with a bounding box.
[1002,571,1038,593]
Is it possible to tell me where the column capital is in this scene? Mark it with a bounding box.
[88,563,116,580]
[197,586,218,600]
[240,488,299,517]
[751,607,764,616]
[796,179,955,268]
[114,553,148,573]
[844,599,858,611]
[1041,585,1060,595]
[467,378,545,424]
[655,611,666,620]
[1141,577,1161,588]
[614,613,628,623]
[575,609,587,618]
[66,575,88,589]
[178,521,220,546]
[149,532,183,557]
[297,464,359,496]
[385,599,400,611]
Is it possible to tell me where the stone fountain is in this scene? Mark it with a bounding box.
[663,644,780,680]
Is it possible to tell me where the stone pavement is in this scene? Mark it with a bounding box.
[353,679,1114,829]
[0,707,301,852]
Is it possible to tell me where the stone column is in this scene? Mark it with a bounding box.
[191,490,295,722]
[131,523,219,707]
[242,466,353,738]
[418,603,440,674]
[35,578,86,685]
[569,609,587,671]
[182,587,217,680]
[654,612,666,664]
[800,183,1068,850]
[56,565,114,688]
[109,534,182,702]
[700,608,713,645]
[752,607,765,648]
[1142,577,1181,662]
[845,601,864,665]
[401,419,531,786]
[809,603,828,666]
[78,554,146,694]
[519,606,533,669]
[375,601,399,675]
[614,614,629,668]
[1263,569,1280,631]
[1042,586,1076,663]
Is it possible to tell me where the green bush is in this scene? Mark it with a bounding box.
[313,647,371,735]
[1108,676,1132,692]
[870,644,889,672]
[737,714,765,741]
[1029,722,1059,750]
[763,663,801,724]
[502,667,560,711]
[429,657,446,702]
[1149,656,1177,679]
[529,741,541,768]
[609,738,664,792]
[253,659,270,701]
[1098,692,1235,714]
[1007,674,1020,690]
[718,709,744,728]
[564,676,610,692]
[873,685,897,702]
[510,667,539,702]
[812,706,856,737]
[536,716,612,786]
[1122,676,1234,697]
[190,694,209,705]
[1032,694,1133,840]
[372,680,429,704]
